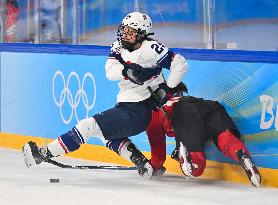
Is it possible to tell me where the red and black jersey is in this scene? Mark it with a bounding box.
[147,95,250,177]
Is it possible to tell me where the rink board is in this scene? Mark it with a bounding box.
[1,44,278,187]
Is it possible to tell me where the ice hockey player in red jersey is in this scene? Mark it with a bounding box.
[147,82,261,187]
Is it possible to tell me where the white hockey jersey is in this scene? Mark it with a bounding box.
[105,40,188,102]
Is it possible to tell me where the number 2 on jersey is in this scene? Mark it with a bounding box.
[151,43,165,54]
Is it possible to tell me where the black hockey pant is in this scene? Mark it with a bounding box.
[172,96,241,152]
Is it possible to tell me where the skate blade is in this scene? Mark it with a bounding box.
[243,158,261,187]
[180,160,192,177]
[179,142,192,177]
[22,143,36,168]
[251,174,261,187]
[142,163,153,180]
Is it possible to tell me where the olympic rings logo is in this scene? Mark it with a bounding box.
[52,70,96,124]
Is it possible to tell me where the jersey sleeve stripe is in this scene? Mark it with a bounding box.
[157,50,175,69]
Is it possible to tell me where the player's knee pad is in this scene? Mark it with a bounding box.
[190,152,206,177]
[47,118,104,156]
[75,117,104,143]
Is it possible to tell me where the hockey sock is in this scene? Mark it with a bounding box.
[218,130,250,162]
[47,128,81,156]
[106,138,129,154]
[48,117,104,156]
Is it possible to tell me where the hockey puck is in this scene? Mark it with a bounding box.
[50,178,60,183]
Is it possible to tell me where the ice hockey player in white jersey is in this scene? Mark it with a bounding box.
[22,11,188,179]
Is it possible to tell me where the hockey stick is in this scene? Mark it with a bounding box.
[45,158,136,170]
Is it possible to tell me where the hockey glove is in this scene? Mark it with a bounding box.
[152,82,189,107]
[122,63,160,85]
[173,82,188,95]
[153,83,173,107]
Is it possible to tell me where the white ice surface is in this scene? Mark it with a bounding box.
[1,147,278,205]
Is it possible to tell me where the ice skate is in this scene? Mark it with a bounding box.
[22,141,52,168]
[152,167,166,177]
[119,140,153,179]
[178,142,193,177]
[135,157,154,179]
[236,149,261,187]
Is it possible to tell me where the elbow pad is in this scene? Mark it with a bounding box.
[167,54,188,88]
[105,59,125,81]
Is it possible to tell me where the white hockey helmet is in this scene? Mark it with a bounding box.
[122,12,152,34]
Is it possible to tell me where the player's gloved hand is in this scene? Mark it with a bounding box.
[122,63,160,85]
[153,83,173,107]
[152,82,189,107]
[173,82,188,95]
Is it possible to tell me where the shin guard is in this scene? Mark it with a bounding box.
[218,130,250,162]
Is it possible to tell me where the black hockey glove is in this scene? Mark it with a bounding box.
[122,63,160,85]
[173,82,188,95]
[152,82,189,107]
[153,83,173,107]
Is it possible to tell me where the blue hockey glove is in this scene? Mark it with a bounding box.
[122,63,160,85]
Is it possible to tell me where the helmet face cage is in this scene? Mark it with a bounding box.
[117,24,145,44]
[117,12,152,50]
